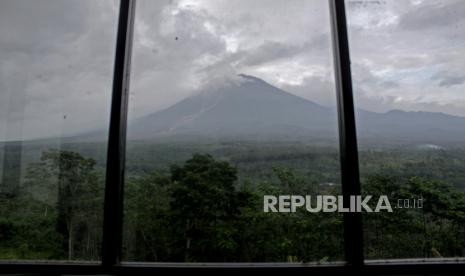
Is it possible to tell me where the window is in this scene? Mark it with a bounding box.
[0,0,119,261]
[346,0,465,259]
[0,0,464,274]
[123,0,343,262]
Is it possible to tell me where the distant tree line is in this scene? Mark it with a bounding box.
[0,149,464,261]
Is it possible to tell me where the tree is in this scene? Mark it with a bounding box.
[362,175,465,258]
[26,150,101,260]
[123,172,172,261]
[169,154,251,261]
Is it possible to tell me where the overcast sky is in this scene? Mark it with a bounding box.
[0,0,464,141]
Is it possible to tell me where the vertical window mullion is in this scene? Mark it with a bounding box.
[328,0,364,267]
[102,0,136,267]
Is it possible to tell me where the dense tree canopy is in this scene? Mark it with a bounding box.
[1,147,465,262]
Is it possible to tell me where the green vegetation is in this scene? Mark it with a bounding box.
[363,175,465,258]
[0,140,465,261]
[0,149,103,260]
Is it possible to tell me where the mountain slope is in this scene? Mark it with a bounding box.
[128,75,338,140]
[126,74,465,144]
[357,109,465,143]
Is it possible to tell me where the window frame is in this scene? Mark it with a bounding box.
[0,0,464,274]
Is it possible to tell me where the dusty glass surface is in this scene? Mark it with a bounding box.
[0,0,119,261]
[346,0,465,259]
[123,0,343,262]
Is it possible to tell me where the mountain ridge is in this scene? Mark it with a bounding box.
[124,74,465,144]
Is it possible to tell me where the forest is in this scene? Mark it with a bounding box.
[0,140,465,262]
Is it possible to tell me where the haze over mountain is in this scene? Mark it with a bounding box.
[128,75,337,141]
[126,74,465,145]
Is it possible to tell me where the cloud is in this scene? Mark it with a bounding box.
[0,0,119,141]
[1,0,465,140]
[431,71,465,87]
[398,0,465,32]
[127,0,334,120]
[280,76,336,108]
[346,0,465,117]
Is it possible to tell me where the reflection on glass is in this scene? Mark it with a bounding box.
[123,0,342,262]
[0,0,119,260]
[346,0,465,259]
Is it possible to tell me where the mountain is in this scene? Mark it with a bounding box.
[128,74,338,140]
[126,74,465,145]
[357,109,465,144]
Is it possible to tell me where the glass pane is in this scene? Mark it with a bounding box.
[0,0,119,260]
[123,0,343,262]
[346,0,465,259]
